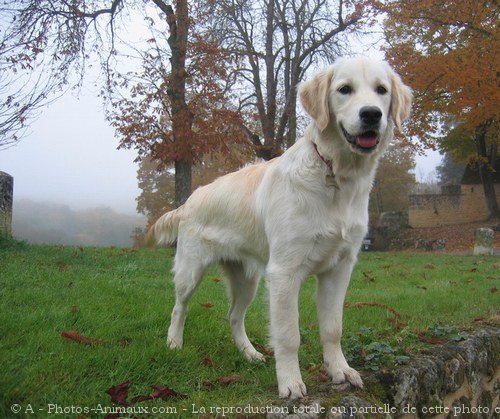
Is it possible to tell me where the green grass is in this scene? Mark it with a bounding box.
[0,243,498,417]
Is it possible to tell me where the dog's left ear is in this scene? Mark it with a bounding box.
[390,71,413,131]
[299,67,334,131]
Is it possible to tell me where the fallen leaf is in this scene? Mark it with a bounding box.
[469,267,478,273]
[106,380,131,406]
[55,261,68,271]
[417,332,445,345]
[61,330,102,345]
[255,343,274,356]
[344,301,406,330]
[201,356,214,367]
[473,317,485,322]
[203,374,244,390]
[490,287,497,293]
[70,305,79,313]
[131,385,186,403]
[200,303,214,308]
[212,277,221,283]
[318,372,330,382]
[119,337,132,347]
[219,374,241,385]
[203,380,216,389]
[307,363,321,372]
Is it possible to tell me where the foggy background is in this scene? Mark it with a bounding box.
[0,86,146,247]
[0,61,441,248]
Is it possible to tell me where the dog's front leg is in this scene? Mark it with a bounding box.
[316,255,363,388]
[267,266,306,399]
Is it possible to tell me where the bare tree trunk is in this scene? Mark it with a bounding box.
[163,0,193,207]
[286,88,298,148]
[216,0,360,160]
[174,160,192,207]
[475,123,499,220]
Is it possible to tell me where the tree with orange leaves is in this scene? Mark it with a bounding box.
[105,2,249,207]
[382,0,499,218]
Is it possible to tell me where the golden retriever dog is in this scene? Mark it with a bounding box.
[150,57,412,399]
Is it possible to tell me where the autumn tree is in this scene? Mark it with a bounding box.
[436,153,466,185]
[370,143,415,216]
[137,144,251,222]
[382,0,499,218]
[108,6,248,206]
[0,0,208,205]
[209,0,377,159]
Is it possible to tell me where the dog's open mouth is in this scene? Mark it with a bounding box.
[341,125,379,152]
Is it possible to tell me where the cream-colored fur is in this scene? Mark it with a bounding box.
[151,57,412,399]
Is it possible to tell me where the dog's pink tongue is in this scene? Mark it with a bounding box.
[356,134,378,149]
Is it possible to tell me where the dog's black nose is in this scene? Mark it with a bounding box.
[359,106,382,126]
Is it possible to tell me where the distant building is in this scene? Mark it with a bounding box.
[408,160,500,227]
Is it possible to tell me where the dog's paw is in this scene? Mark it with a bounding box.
[278,379,307,399]
[166,336,183,349]
[330,366,363,389]
[244,348,266,363]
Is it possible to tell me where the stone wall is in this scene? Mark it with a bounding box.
[409,184,500,228]
[271,327,499,419]
[0,171,13,237]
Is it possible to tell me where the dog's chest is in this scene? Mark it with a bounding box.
[305,186,369,273]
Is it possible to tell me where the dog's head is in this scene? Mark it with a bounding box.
[299,57,412,156]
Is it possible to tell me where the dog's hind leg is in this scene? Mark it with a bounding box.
[221,262,264,362]
[167,259,206,350]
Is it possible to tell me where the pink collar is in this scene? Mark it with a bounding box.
[312,142,333,171]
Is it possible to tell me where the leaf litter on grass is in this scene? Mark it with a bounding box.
[61,330,103,346]
[106,380,186,408]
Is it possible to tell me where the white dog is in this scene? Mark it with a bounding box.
[150,57,412,399]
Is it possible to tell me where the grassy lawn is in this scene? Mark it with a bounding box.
[1,242,498,417]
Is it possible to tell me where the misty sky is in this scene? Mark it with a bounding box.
[0,86,141,215]
[0,75,442,217]
[0,6,442,217]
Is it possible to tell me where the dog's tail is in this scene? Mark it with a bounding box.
[145,207,184,247]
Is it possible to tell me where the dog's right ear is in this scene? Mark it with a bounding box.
[299,67,334,131]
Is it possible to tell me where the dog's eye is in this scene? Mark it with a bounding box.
[376,85,388,95]
[338,85,353,95]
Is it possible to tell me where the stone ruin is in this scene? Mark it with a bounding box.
[269,327,499,419]
[0,171,13,237]
[474,228,495,256]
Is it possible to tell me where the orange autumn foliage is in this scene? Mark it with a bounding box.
[380,0,499,148]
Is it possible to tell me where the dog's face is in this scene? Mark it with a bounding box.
[299,57,412,155]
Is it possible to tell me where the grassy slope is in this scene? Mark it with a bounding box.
[0,244,498,416]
